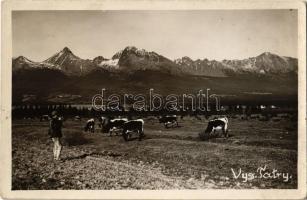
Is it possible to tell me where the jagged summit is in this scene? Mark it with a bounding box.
[93,56,107,63]
[115,45,182,74]
[14,56,34,63]
[17,55,39,63]
[44,47,79,65]
[62,46,72,53]
[124,46,138,51]
[259,52,275,57]
[15,55,26,60]
[112,50,123,60]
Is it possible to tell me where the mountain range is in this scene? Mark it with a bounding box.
[12,46,298,104]
[12,46,298,77]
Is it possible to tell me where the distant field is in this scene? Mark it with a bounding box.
[13,68,297,104]
[12,116,297,189]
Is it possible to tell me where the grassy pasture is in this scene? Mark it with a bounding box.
[12,116,297,189]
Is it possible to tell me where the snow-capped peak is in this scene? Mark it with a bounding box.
[97,59,119,69]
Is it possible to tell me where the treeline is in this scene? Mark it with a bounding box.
[12,103,297,120]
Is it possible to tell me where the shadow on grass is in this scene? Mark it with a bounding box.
[64,151,123,161]
[63,132,92,146]
[164,125,184,129]
[199,131,234,141]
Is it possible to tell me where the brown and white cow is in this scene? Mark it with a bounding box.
[205,117,229,138]
[122,119,145,141]
[99,116,128,136]
[158,115,178,128]
[84,118,95,133]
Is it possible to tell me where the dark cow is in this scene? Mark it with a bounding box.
[84,118,95,133]
[74,115,81,121]
[205,117,229,138]
[40,115,50,122]
[99,116,128,136]
[122,119,144,141]
[158,115,178,128]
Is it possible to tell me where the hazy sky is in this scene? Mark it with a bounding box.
[12,10,297,61]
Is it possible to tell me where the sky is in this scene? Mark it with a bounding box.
[12,10,298,61]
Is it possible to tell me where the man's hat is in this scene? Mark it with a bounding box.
[51,111,58,116]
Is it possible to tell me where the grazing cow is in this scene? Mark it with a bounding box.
[258,115,270,121]
[158,115,178,128]
[205,117,229,138]
[122,119,144,141]
[40,115,50,122]
[99,116,128,136]
[277,113,290,119]
[250,114,261,119]
[84,118,95,133]
[74,115,81,121]
[272,117,282,122]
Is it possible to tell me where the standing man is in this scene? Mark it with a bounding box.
[48,111,63,161]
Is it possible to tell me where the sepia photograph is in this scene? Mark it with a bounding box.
[1,0,306,199]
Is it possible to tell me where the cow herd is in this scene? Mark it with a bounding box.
[83,115,178,141]
[82,115,229,142]
[38,110,295,142]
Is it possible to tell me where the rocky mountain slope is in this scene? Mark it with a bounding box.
[12,46,298,77]
[42,47,97,75]
[12,46,298,104]
[174,52,298,77]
